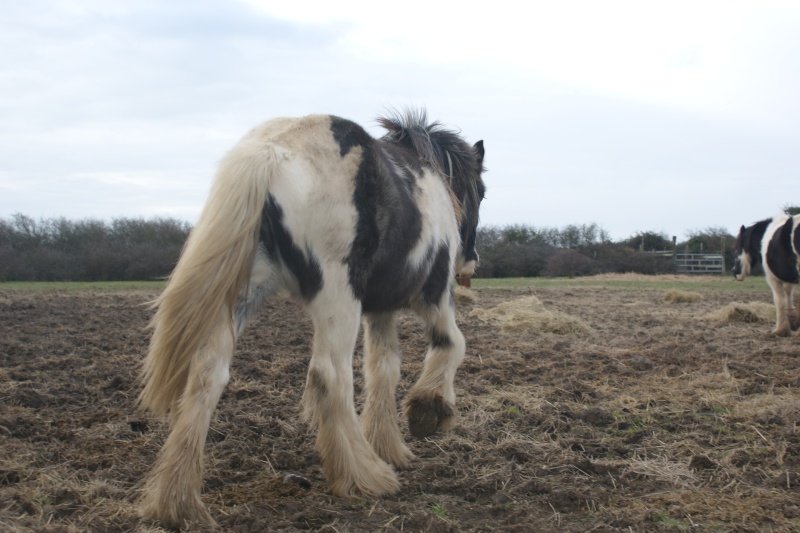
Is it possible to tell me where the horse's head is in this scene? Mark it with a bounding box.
[732,224,752,281]
[455,140,486,279]
[732,218,774,281]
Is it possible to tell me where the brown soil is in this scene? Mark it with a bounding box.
[1,282,799,532]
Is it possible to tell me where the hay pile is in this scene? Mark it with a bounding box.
[454,285,477,304]
[469,295,592,334]
[663,290,703,303]
[703,302,775,324]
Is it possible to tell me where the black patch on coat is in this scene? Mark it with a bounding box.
[331,117,433,312]
[421,243,451,306]
[430,328,452,349]
[462,225,479,263]
[330,116,383,299]
[766,217,800,283]
[357,239,432,313]
[306,367,328,400]
[794,220,800,261]
[260,194,323,301]
[330,115,373,157]
[735,218,772,270]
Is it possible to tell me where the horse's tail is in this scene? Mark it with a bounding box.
[139,136,282,416]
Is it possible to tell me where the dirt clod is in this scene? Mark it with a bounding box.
[283,473,312,490]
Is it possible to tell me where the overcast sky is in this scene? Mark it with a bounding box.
[2,0,799,241]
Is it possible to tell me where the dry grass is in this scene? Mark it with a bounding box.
[733,393,800,422]
[468,295,592,335]
[626,455,698,488]
[703,302,775,324]
[454,285,477,304]
[580,273,725,283]
[663,289,703,303]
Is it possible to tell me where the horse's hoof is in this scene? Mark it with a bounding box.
[328,456,399,498]
[139,495,215,530]
[405,395,454,439]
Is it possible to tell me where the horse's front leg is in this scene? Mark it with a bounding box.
[405,291,466,439]
[768,276,792,336]
[361,312,414,468]
[302,289,399,497]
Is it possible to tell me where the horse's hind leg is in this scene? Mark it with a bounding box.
[141,253,277,528]
[140,306,235,527]
[789,285,800,331]
[405,293,466,439]
[302,286,399,497]
[361,312,414,468]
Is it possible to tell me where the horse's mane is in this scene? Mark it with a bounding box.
[377,109,483,185]
[377,109,484,226]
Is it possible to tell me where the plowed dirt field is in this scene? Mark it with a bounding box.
[1,277,799,532]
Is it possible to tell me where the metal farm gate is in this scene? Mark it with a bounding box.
[674,252,725,275]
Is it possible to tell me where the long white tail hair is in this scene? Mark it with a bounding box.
[139,138,281,416]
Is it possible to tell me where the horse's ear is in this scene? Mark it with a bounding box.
[473,140,485,166]
[740,225,746,233]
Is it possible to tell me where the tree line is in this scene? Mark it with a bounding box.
[0,212,789,282]
[474,223,733,278]
[0,214,190,281]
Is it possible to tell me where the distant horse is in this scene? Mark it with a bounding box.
[732,214,800,336]
[138,110,486,528]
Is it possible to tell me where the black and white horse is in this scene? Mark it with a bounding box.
[138,110,486,527]
[733,214,800,336]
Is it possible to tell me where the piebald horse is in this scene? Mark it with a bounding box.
[733,214,800,336]
[138,110,486,527]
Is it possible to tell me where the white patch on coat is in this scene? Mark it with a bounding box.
[261,116,360,294]
[407,168,459,271]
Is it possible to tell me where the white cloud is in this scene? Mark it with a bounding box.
[241,0,800,127]
[68,170,207,190]
[0,173,22,191]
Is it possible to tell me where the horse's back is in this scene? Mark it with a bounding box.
[245,114,370,159]
[243,114,460,312]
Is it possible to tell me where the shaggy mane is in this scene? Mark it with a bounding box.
[377,109,483,183]
[377,108,484,227]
